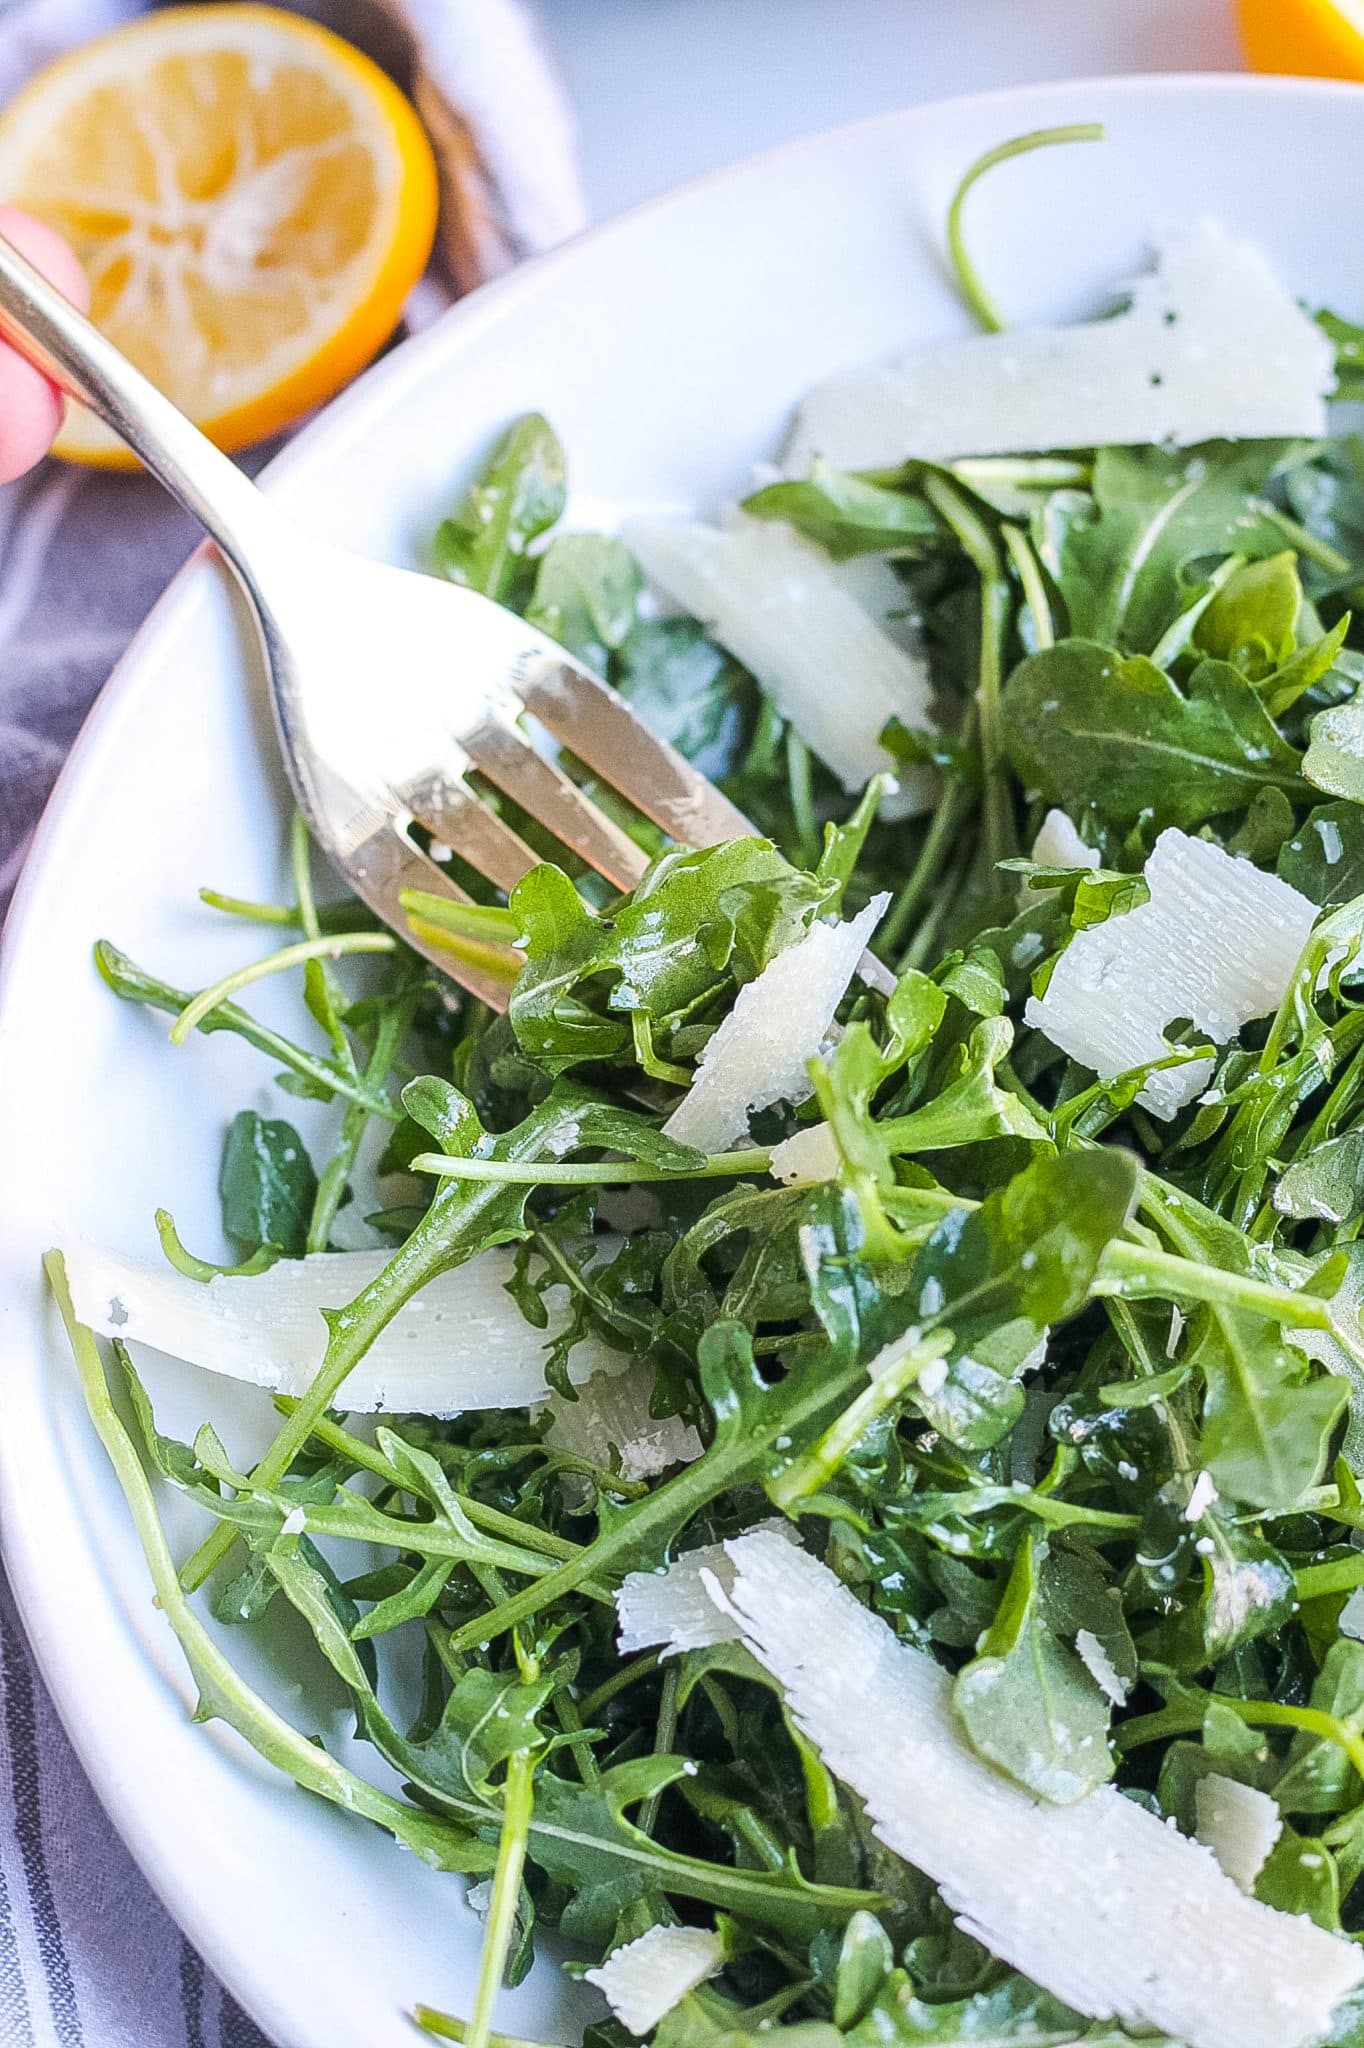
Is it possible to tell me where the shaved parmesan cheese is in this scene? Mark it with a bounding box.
[1031,808,1099,872]
[1075,1630,1129,1707]
[616,1521,795,1656]
[768,1121,841,1186]
[785,220,1333,472]
[708,1531,1362,2048]
[63,1241,626,1415]
[542,1362,702,1481]
[1195,1776,1283,1896]
[664,896,889,1154]
[1025,830,1316,1119]
[584,1924,724,2036]
[626,516,935,801]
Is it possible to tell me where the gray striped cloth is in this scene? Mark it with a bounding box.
[0,2,584,2038]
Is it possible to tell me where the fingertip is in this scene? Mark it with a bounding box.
[0,207,89,481]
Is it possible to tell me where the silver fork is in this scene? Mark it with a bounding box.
[0,233,756,1010]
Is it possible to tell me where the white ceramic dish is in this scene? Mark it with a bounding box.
[2,71,1363,2048]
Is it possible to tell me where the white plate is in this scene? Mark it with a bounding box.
[2,72,1363,2048]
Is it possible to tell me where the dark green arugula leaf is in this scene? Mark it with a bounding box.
[743,461,940,559]
[1275,1131,1364,1225]
[218,1110,316,1257]
[1193,1305,1348,1511]
[1002,641,1305,829]
[1278,802,1364,905]
[1304,687,1364,804]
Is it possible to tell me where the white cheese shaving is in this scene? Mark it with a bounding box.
[1074,1629,1129,1707]
[626,515,935,801]
[63,1241,626,1415]
[584,1924,724,2036]
[1195,1776,1283,1897]
[1025,830,1317,1119]
[1031,808,1099,873]
[278,1505,308,1537]
[541,1361,702,1481]
[768,1121,841,1186]
[1340,1588,1364,1642]
[1186,1471,1220,1522]
[705,1530,1362,2048]
[616,1521,795,1657]
[663,897,889,1154]
[785,220,1333,472]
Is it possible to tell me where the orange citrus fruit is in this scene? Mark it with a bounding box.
[1237,0,1364,80]
[0,4,438,465]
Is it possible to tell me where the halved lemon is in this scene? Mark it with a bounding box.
[0,4,438,465]
[1238,0,1364,79]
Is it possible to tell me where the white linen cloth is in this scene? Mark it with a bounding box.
[0,1,584,2037]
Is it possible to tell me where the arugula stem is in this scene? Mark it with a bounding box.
[639,1663,681,1836]
[94,940,400,1119]
[1254,502,1353,578]
[1116,1694,1364,1783]
[169,931,396,1045]
[272,1402,582,1562]
[579,1653,660,1719]
[414,2011,545,2048]
[45,1253,480,1869]
[199,888,372,932]
[785,727,821,871]
[155,1208,279,1282]
[769,1327,954,1509]
[1002,523,1055,649]
[1296,1556,1364,1603]
[305,986,417,1253]
[409,1149,773,1186]
[880,775,971,960]
[466,1751,535,2048]
[945,124,1107,332]
[922,475,1013,880]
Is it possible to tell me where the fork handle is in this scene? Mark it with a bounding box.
[0,231,285,580]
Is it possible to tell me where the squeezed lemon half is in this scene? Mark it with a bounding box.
[0,3,438,464]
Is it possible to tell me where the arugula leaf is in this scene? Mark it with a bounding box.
[743,462,941,560]
[525,533,641,671]
[1278,802,1364,905]
[432,412,566,604]
[1194,1305,1348,1511]
[1002,641,1305,829]
[1304,686,1364,803]
[218,1110,316,1257]
[954,1534,1114,1803]
[1040,441,1292,653]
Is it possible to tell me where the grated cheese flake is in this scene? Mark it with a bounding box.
[1074,1629,1129,1707]
[584,1924,725,2036]
[1025,830,1317,1119]
[706,1530,1362,2048]
[785,220,1333,473]
[1341,1588,1364,1642]
[616,1520,795,1657]
[664,896,889,1154]
[768,1121,841,1186]
[63,1241,626,1415]
[1195,1776,1283,1896]
[626,515,935,800]
[1031,808,1099,873]
[541,1361,702,1482]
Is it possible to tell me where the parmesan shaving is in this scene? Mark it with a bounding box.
[626,515,935,801]
[1195,1776,1283,1896]
[708,1531,1362,2048]
[615,1521,794,1657]
[1342,1588,1364,1642]
[63,1241,626,1415]
[1031,808,1099,873]
[541,1362,702,1481]
[663,896,889,1154]
[768,1121,841,1186]
[785,220,1333,472]
[584,1924,724,2036]
[1025,830,1317,1119]
[1074,1629,1129,1707]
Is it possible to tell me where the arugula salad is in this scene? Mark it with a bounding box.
[51,127,1364,2048]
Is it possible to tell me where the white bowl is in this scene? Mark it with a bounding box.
[2,71,1362,2048]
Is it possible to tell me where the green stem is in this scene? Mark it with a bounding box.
[1296,1557,1364,1603]
[170,931,396,1045]
[94,940,399,1120]
[1002,523,1054,648]
[769,1328,954,1510]
[45,1252,479,1871]
[1116,1693,1364,1783]
[466,1752,535,2048]
[580,1653,660,1719]
[946,124,1106,332]
[922,474,1012,878]
[199,888,372,932]
[640,1663,681,1836]
[306,987,416,1254]
[879,774,971,959]
[1255,502,1353,578]
[414,2011,546,2048]
[409,1149,773,1186]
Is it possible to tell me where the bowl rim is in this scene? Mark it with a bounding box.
[3,64,1363,2039]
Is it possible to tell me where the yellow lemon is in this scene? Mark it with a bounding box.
[1238,0,1364,80]
[0,4,438,465]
